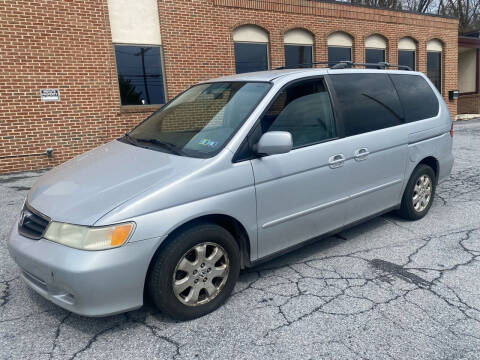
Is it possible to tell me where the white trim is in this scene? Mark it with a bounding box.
[328,32,353,47]
[427,39,443,52]
[107,0,162,45]
[233,25,268,43]
[284,29,314,45]
[398,37,416,51]
[365,35,386,49]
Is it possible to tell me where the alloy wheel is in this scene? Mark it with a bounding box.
[412,174,432,212]
[172,242,229,306]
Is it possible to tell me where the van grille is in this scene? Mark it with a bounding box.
[18,205,50,239]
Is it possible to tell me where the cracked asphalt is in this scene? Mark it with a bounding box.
[1,120,480,360]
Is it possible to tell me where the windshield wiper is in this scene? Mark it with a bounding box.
[123,133,138,145]
[135,138,185,155]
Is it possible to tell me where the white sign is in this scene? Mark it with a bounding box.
[40,89,60,101]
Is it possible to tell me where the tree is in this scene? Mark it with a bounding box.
[343,0,480,34]
[437,0,480,34]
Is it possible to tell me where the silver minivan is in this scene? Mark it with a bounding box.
[8,68,454,320]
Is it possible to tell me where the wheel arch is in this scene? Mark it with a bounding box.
[417,156,439,183]
[146,214,252,286]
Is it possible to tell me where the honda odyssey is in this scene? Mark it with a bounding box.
[7,67,454,320]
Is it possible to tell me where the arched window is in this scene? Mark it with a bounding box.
[427,39,443,91]
[233,25,269,74]
[108,0,166,105]
[365,34,386,68]
[283,29,314,68]
[328,32,353,64]
[398,37,416,71]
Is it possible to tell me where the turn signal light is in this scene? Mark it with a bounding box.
[111,224,133,246]
[450,122,454,137]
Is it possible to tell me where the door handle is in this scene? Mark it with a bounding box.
[328,154,345,169]
[354,147,370,161]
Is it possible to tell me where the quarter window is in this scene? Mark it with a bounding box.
[329,73,404,136]
[260,79,336,148]
[114,45,166,105]
[389,74,439,122]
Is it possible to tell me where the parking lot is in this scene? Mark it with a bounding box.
[1,120,479,360]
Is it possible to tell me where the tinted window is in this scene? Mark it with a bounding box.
[328,47,351,63]
[114,45,166,105]
[234,43,268,74]
[398,50,415,71]
[389,74,439,122]
[427,52,442,91]
[365,49,385,68]
[329,73,404,137]
[284,45,312,68]
[260,79,336,148]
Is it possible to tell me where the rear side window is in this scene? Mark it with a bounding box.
[389,74,439,122]
[329,73,404,137]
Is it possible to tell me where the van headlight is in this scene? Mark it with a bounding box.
[44,222,134,250]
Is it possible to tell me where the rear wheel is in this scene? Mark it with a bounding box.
[148,223,240,320]
[398,164,436,220]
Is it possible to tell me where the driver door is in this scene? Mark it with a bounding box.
[251,77,351,259]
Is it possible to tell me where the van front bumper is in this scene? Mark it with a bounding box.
[7,221,163,317]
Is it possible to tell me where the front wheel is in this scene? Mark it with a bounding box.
[148,223,240,320]
[397,164,436,220]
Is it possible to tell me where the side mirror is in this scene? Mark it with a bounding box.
[256,131,293,156]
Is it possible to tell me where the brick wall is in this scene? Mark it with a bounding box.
[158,0,458,115]
[458,94,480,114]
[0,0,459,174]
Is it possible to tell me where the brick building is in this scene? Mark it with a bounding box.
[0,0,459,174]
[458,32,480,116]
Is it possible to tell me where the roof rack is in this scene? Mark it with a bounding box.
[275,61,412,71]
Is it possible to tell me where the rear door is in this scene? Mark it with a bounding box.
[327,72,409,224]
[250,77,350,259]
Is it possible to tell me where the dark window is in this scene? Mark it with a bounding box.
[427,51,442,91]
[234,43,268,74]
[328,47,352,64]
[398,50,415,71]
[260,78,336,148]
[365,49,385,68]
[329,73,404,137]
[284,45,313,68]
[389,74,439,122]
[114,45,165,105]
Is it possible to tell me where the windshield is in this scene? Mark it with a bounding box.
[127,81,271,157]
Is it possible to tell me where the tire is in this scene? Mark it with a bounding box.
[148,223,240,320]
[397,164,436,221]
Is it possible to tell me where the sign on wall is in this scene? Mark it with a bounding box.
[40,89,60,102]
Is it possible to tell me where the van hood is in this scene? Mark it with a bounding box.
[27,140,205,225]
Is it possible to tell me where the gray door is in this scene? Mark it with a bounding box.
[328,73,408,224]
[251,78,350,259]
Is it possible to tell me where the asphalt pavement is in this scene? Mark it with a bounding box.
[1,120,479,360]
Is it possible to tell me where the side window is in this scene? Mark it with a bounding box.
[260,78,336,148]
[389,74,439,122]
[329,73,404,137]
